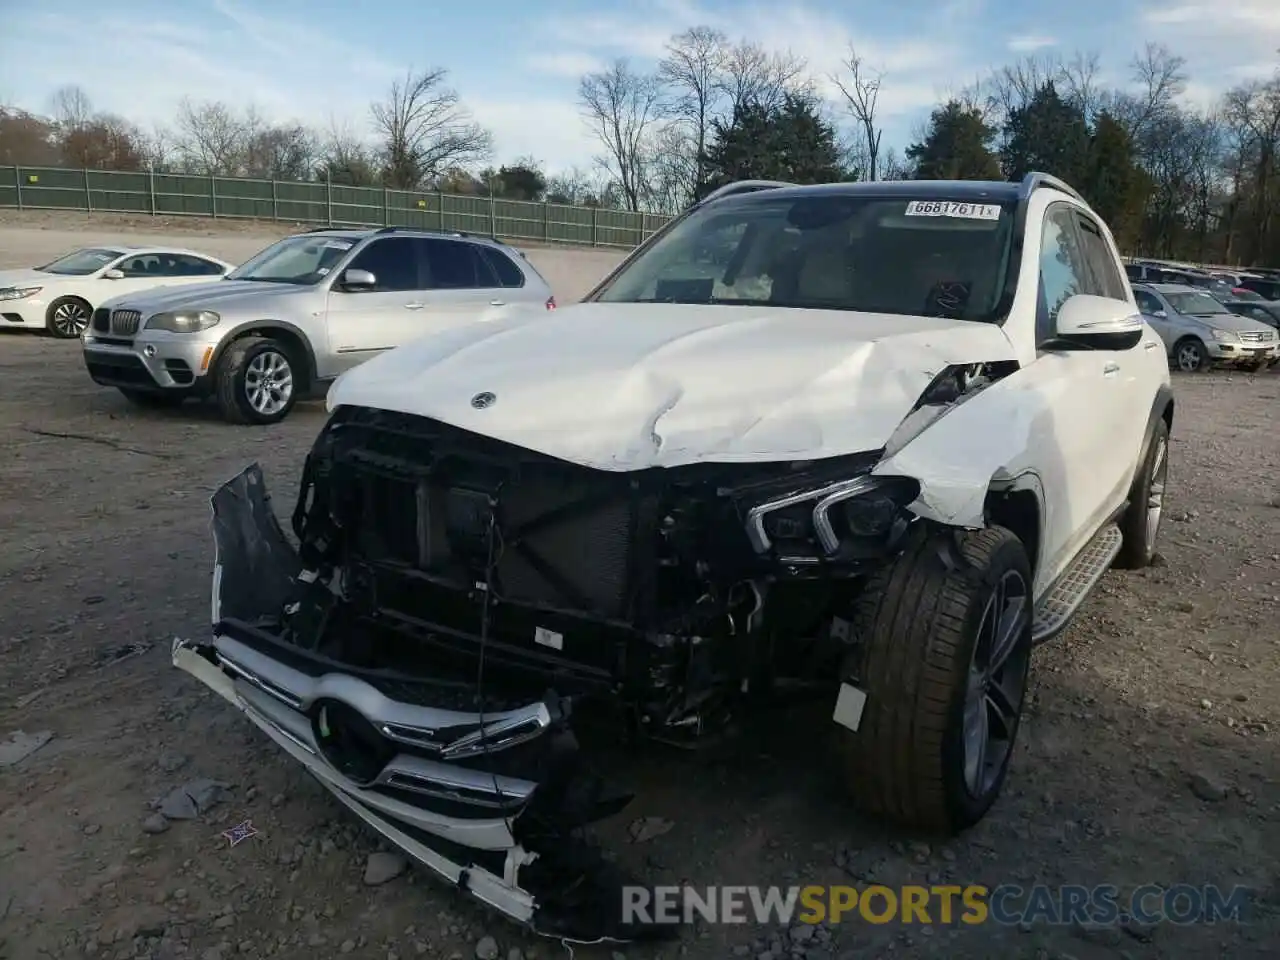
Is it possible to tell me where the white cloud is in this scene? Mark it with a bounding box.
[1139,1,1280,82]
[1007,35,1057,53]
[525,52,609,79]
[468,98,599,172]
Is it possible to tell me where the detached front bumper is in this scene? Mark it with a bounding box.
[174,464,671,943]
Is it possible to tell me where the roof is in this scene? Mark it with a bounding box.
[295,226,513,248]
[714,179,1028,205]
[1142,283,1208,293]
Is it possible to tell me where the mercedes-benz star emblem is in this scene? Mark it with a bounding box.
[471,391,496,409]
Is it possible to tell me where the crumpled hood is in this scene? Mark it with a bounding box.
[103,280,299,313]
[326,302,1019,470]
[0,268,58,288]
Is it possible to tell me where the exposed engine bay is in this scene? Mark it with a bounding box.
[178,390,990,940]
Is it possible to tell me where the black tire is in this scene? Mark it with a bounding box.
[119,388,186,408]
[1172,337,1209,372]
[214,336,298,425]
[840,526,1034,834]
[1115,417,1170,569]
[45,296,92,339]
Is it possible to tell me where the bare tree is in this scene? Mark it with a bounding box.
[1222,75,1280,263]
[719,41,806,115]
[1057,51,1109,122]
[1115,43,1188,140]
[318,116,378,186]
[243,124,317,181]
[370,68,492,190]
[831,47,884,181]
[48,85,93,132]
[61,114,147,171]
[0,107,61,165]
[173,99,253,175]
[658,26,729,195]
[579,58,664,211]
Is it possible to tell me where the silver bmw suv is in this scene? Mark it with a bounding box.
[81,227,557,424]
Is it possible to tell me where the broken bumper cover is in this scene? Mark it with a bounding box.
[175,464,676,943]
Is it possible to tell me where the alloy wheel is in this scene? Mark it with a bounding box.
[1145,434,1168,556]
[962,569,1031,798]
[1176,342,1204,372]
[52,301,90,337]
[243,349,294,416]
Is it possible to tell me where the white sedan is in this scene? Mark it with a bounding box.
[0,246,236,339]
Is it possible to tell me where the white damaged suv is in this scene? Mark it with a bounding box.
[174,174,1173,942]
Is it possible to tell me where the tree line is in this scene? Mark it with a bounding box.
[0,75,603,208]
[1,35,1277,265]
[577,30,1280,267]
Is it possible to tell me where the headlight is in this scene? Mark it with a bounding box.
[748,476,920,555]
[145,310,220,333]
[0,286,41,301]
[1210,328,1238,342]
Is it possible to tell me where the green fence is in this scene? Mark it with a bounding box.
[0,165,672,249]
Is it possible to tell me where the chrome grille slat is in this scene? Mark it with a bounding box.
[110,309,142,336]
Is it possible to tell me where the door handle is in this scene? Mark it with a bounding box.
[403,302,425,310]
[1103,361,1120,376]
[489,300,505,306]
[1143,340,1160,351]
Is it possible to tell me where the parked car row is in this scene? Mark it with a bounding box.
[1130,281,1280,372]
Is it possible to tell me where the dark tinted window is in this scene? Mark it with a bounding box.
[1075,215,1128,300]
[418,239,495,289]
[1133,289,1164,315]
[1241,278,1280,299]
[1124,263,1144,281]
[162,254,225,276]
[117,254,163,276]
[479,246,525,287]
[346,238,420,291]
[1037,203,1091,341]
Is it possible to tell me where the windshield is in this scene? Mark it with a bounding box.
[37,248,124,275]
[226,235,357,284]
[592,194,1017,322]
[1167,291,1230,316]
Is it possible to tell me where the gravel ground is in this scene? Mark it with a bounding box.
[0,213,1278,960]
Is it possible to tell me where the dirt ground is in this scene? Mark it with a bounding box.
[0,212,1278,960]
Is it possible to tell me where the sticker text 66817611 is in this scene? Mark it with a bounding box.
[904,200,1002,221]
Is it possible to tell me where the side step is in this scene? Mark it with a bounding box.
[1031,523,1123,645]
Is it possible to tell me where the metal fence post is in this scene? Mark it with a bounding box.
[326,178,333,225]
[591,207,598,246]
[210,174,217,218]
[148,167,156,215]
[14,167,21,210]
[84,169,92,212]
[489,194,497,238]
[438,192,445,231]
[383,187,390,226]
[544,201,550,241]
[271,179,278,221]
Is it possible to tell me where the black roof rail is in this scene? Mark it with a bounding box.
[1018,171,1086,204]
[697,180,795,206]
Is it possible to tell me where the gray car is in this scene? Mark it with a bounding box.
[1130,282,1278,372]
[81,227,557,424]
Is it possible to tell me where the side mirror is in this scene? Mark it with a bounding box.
[1150,309,1167,318]
[1048,294,1145,350]
[103,268,125,280]
[339,268,376,291]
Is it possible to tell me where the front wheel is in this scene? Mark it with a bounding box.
[214,337,298,425]
[1115,418,1169,569]
[1173,337,1209,372]
[840,526,1033,834]
[45,297,92,339]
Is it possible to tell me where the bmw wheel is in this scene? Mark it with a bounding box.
[214,337,298,425]
[45,297,92,339]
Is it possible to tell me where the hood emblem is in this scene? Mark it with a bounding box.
[470,391,496,409]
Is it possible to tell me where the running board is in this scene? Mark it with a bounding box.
[1031,523,1123,645]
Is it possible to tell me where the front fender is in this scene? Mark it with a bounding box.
[872,376,1044,527]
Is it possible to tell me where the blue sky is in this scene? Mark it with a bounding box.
[1,0,1276,174]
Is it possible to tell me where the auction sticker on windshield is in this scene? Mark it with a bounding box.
[904,201,1001,220]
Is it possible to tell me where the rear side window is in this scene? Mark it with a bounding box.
[1133,289,1163,315]
[418,239,497,289]
[346,238,421,291]
[479,246,526,288]
[1075,215,1128,301]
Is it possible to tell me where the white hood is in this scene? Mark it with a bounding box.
[326,303,1018,470]
[0,268,57,287]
